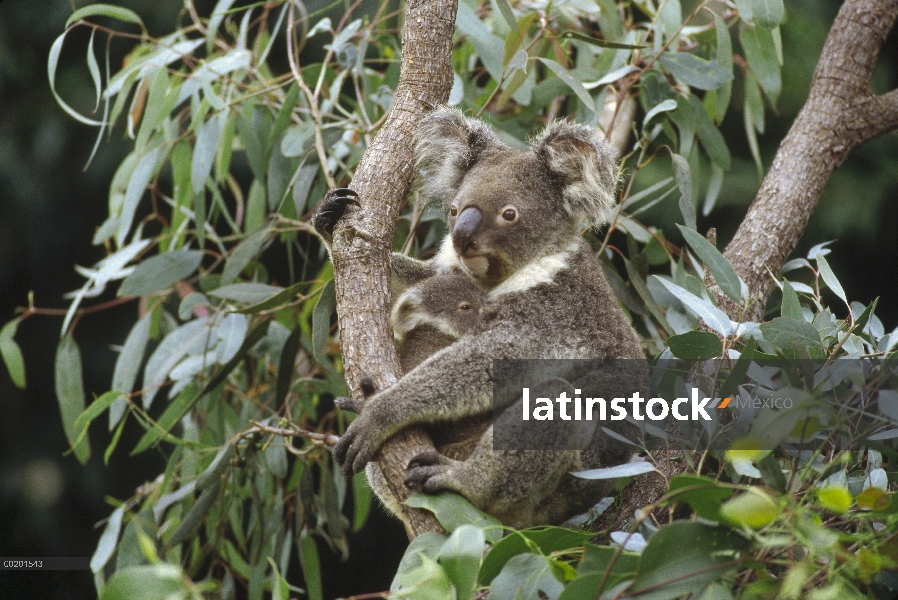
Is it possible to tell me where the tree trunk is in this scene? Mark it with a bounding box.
[719,0,898,322]
[329,0,458,538]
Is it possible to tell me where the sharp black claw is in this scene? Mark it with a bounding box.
[313,188,361,236]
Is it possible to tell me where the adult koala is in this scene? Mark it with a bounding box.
[318,107,644,526]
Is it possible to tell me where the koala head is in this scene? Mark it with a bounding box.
[414,107,619,288]
[391,270,486,343]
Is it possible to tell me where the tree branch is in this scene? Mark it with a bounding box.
[329,0,458,538]
[718,0,898,322]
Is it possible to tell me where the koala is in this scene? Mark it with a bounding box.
[318,107,645,526]
[391,270,486,372]
[367,270,491,519]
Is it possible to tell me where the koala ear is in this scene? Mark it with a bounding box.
[415,106,502,208]
[532,121,619,224]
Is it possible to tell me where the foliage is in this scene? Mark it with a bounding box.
[1,0,896,598]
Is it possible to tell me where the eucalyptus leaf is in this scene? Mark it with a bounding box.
[119,250,203,297]
[677,224,741,301]
[0,319,26,389]
[56,335,90,464]
[658,52,733,91]
[312,279,336,359]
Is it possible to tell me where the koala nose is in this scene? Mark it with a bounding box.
[452,207,482,255]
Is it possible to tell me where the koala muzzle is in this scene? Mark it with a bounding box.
[452,207,482,255]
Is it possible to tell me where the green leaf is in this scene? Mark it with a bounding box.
[630,522,749,599]
[276,325,302,403]
[99,564,186,600]
[751,0,784,29]
[494,0,519,33]
[118,146,162,246]
[490,553,562,600]
[132,383,201,454]
[720,489,780,528]
[665,475,734,522]
[814,253,847,305]
[119,250,203,297]
[740,25,781,106]
[392,532,449,592]
[48,32,105,127]
[0,319,26,389]
[268,558,290,600]
[74,391,124,449]
[690,96,731,170]
[66,3,144,28]
[560,32,645,49]
[537,58,595,111]
[480,527,594,585]
[222,226,274,285]
[211,283,284,304]
[759,316,822,349]
[667,330,723,360]
[780,280,803,320]
[712,14,733,124]
[265,438,288,478]
[438,525,485,600]
[86,29,102,112]
[298,532,323,600]
[91,505,125,573]
[55,335,90,464]
[658,52,733,91]
[702,164,725,216]
[677,224,741,301]
[192,112,226,195]
[392,554,453,600]
[196,440,234,490]
[312,279,336,359]
[652,276,735,337]
[167,481,220,547]
[671,153,696,230]
[405,493,502,543]
[642,99,678,132]
[352,471,372,532]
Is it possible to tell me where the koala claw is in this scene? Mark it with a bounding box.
[312,188,359,237]
[333,417,379,478]
[405,451,456,491]
[334,396,361,413]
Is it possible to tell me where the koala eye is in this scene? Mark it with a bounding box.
[458,302,473,312]
[500,205,519,223]
[449,205,458,217]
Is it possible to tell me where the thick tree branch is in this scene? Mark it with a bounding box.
[329,0,457,538]
[719,0,898,322]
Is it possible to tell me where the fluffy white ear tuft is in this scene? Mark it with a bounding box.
[414,106,503,209]
[531,121,620,224]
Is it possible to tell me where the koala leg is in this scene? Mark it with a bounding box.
[405,425,577,526]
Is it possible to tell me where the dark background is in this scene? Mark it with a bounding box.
[0,0,896,598]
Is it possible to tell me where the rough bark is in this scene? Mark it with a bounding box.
[329,0,458,538]
[719,0,898,322]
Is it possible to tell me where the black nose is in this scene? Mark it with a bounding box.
[452,207,482,255]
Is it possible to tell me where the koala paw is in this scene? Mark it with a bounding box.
[334,396,362,414]
[333,413,382,477]
[405,451,459,493]
[312,188,359,238]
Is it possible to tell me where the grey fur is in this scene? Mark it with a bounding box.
[391,270,486,372]
[333,107,644,526]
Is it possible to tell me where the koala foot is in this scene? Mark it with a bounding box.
[405,451,459,492]
[312,188,358,238]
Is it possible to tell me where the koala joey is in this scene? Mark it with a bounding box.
[391,269,486,372]
[316,106,644,526]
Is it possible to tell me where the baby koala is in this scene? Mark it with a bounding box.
[391,269,486,373]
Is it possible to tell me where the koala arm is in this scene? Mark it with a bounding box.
[334,322,539,476]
